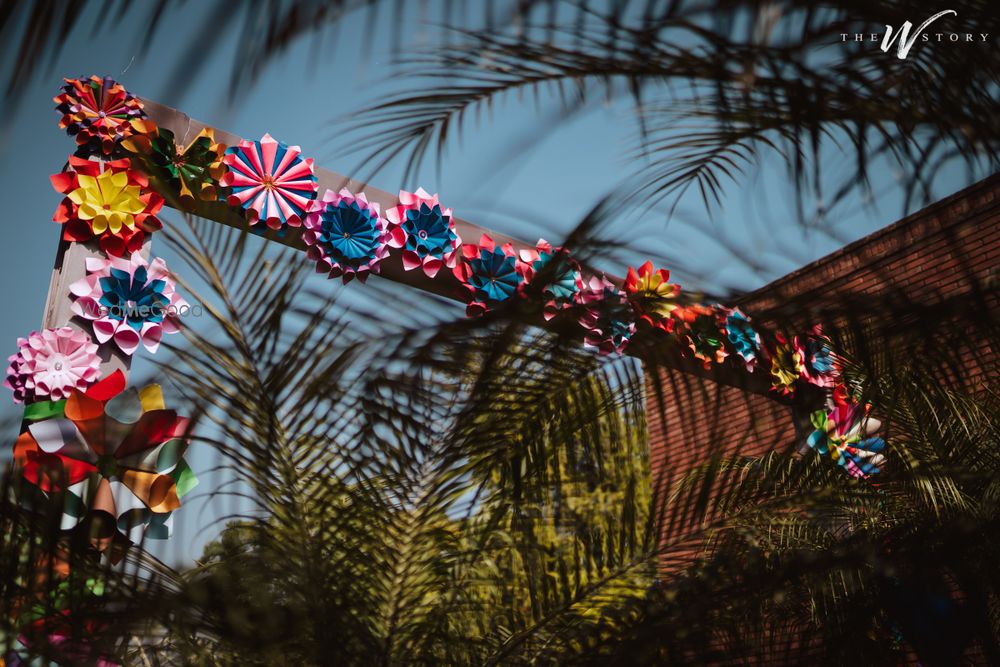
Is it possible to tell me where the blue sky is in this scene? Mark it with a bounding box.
[0,2,983,565]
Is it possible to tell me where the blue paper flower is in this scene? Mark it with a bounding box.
[454,235,524,316]
[98,265,167,330]
[725,308,761,369]
[387,189,461,278]
[303,189,388,283]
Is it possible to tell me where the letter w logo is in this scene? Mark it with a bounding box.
[881,9,956,59]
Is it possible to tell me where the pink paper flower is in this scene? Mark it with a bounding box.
[302,188,389,283]
[4,327,101,404]
[69,252,187,356]
[577,275,635,355]
[386,188,460,278]
[220,133,318,230]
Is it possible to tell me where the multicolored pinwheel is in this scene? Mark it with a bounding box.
[769,333,803,395]
[624,261,680,332]
[796,326,837,388]
[454,234,525,316]
[220,133,318,230]
[577,275,635,355]
[807,403,886,477]
[302,188,389,283]
[725,308,761,371]
[51,156,164,257]
[123,127,226,210]
[673,304,728,368]
[53,75,148,156]
[69,252,187,356]
[518,239,584,320]
[386,188,461,278]
[4,328,101,405]
[12,371,197,546]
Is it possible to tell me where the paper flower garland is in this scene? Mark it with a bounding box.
[53,75,147,156]
[4,328,101,405]
[725,308,761,371]
[123,127,226,210]
[303,189,389,283]
[454,235,524,316]
[624,261,680,332]
[769,333,803,395]
[69,252,187,356]
[807,404,886,478]
[796,327,837,388]
[386,188,461,278]
[673,304,728,369]
[51,156,164,257]
[12,371,197,544]
[578,276,635,355]
[518,240,584,320]
[220,133,318,230]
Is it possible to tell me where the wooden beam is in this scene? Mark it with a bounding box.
[139,99,790,403]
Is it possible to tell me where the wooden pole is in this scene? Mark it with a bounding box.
[135,99,786,402]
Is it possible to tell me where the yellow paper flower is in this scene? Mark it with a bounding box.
[770,335,803,395]
[67,169,146,235]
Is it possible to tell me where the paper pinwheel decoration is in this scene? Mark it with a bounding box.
[769,333,803,395]
[51,156,164,257]
[54,75,147,156]
[123,127,226,210]
[518,239,584,320]
[725,308,761,371]
[4,328,100,405]
[577,276,635,355]
[386,188,461,278]
[12,370,197,545]
[796,327,837,388]
[673,304,728,369]
[70,252,187,356]
[220,133,318,230]
[303,188,389,283]
[454,234,525,316]
[807,404,886,478]
[624,261,680,332]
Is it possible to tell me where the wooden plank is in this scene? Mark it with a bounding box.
[138,99,791,403]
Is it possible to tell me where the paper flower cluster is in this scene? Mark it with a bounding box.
[518,240,583,320]
[4,328,101,404]
[123,127,226,209]
[54,75,147,156]
[807,404,886,478]
[577,276,635,355]
[387,188,461,278]
[69,252,187,356]
[12,370,197,546]
[303,189,389,283]
[454,235,525,316]
[221,133,318,230]
[51,156,164,257]
[624,261,680,332]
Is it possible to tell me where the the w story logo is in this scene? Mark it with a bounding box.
[881,9,956,59]
[841,10,990,60]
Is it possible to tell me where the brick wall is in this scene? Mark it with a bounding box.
[646,174,1000,531]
